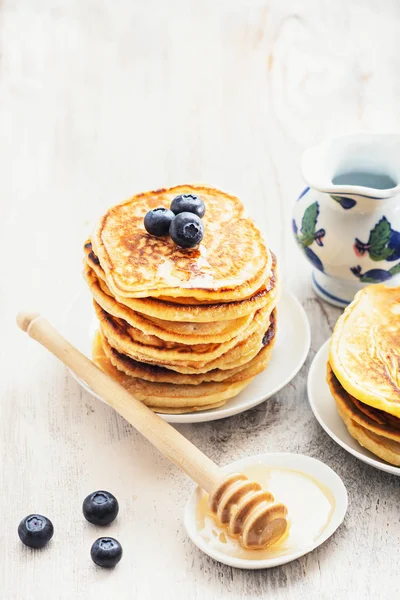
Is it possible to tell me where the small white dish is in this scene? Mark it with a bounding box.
[184,452,348,569]
[61,288,310,424]
[308,339,400,476]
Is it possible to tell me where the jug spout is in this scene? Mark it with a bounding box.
[301,133,400,199]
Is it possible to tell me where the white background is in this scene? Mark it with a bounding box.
[1,1,400,598]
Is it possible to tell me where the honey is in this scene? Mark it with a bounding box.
[196,463,335,560]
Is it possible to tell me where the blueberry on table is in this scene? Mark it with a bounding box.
[18,514,54,549]
[169,212,204,248]
[83,490,119,525]
[170,194,205,218]
[144,207,175,236]
[91,537,123,568]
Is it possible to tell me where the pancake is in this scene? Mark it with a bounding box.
[93,332,253,411]
[98,312,276,385]
[85,185,279,413]
[328,365,400,465]
[101,324,265,375]
[84,243,279,322]
[327,363,400,444]
[149,402,226,414]
[95,300,272,372]
[329,285,400,418]
[85,242,271,306]
[90,185,271,301]
[336,410,400,467]
[328,365,400,466]
[84,264,258,344]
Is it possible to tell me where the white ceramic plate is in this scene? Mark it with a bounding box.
[308,339,400,476]
[61,288,310,424]
[184,452,348,569]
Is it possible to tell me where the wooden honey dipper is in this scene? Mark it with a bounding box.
[17,312,289,550]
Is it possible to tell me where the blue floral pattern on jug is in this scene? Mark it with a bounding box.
[293,201,325,272]
[330,195,357,210]
[350,263,400,283]
[296,187,310,202]
[350,215,400,282]
[353,216,400,262]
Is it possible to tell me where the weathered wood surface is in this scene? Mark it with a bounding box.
[1,1,400,598]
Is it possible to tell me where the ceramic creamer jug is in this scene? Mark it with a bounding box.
[292,133,400,306]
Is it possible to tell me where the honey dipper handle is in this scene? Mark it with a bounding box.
[17,312,222,493]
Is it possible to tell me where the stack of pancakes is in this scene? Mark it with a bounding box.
[328,285,400,465]
[84,185,280,414]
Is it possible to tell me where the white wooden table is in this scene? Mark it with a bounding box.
[2,1,400,598]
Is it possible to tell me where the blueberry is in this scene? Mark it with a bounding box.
[170,194,205,218]
[169,212,204,248]
[82,491,119,526]
[144,207,175,237]
[18,514,54,549]
[91,537,123,568]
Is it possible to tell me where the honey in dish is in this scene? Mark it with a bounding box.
[196,464,335,560]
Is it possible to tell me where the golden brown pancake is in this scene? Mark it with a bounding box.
[94,300,272,372]
[90,185,271,301]
[328,363,400,465]
[92,332,254,411]
[337,412,400,467]
[85,185,279,413]
[99,313,276,385]
[329,284,400,417]
[84,243,279,322]
[84,263,258,344]
[327,363,400,443]
[148,402,227,414]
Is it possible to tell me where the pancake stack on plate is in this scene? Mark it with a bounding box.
[328,284,400,465]
[83,185,280,414]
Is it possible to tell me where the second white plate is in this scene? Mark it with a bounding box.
[308,339,400,476]
[62,288,310,424]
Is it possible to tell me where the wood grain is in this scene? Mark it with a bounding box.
[1,0,400,598]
